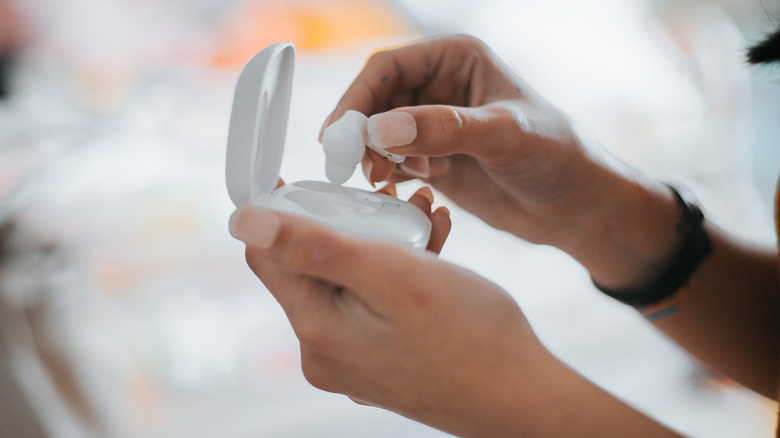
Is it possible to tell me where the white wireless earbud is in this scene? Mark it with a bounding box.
[321,110,367,185]
[322,110,406,185]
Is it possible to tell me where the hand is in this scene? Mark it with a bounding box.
[229,187,549,437]
[321,34,681,291]
[229,186,681,438]
[320,34,596,244]
[229,186,541,433]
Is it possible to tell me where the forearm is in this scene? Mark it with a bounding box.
[554,158,683,292]
[556,161,779,398]
[650,222,778,398]
[449,350,684,438]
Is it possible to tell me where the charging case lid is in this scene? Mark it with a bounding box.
[226,42,295,207]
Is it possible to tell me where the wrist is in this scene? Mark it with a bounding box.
[593,185,712,308]
[555,165,683,292]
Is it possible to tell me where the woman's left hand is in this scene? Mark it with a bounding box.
[229,187,551,436]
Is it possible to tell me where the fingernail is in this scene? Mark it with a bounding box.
[367,112,417,150]
[229,206,281,249]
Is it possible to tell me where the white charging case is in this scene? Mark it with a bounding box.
[225,42,432,249]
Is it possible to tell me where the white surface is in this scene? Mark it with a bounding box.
[226,42,295,206]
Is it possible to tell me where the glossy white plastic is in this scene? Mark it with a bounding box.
[225,42,431,249]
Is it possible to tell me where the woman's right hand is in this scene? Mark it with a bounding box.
[321,34,613,246]
[321,34,681,292]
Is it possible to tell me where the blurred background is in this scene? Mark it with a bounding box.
[0,0,778,437]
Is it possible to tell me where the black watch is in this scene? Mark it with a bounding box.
[594,184,713,307]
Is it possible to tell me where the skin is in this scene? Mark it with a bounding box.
[323,34,779,397]
[232,34,778,436]
[0,0,27,53]
[232,187,681,437]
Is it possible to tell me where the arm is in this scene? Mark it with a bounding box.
[651,222,778,399]
[555,160,779,399]
[0,0,27,53]
[322,34,780,399]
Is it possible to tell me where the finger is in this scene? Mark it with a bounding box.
[375,182,397,198]
[427,207,452,255]
[397,156,430,180]
[230,205,433,304]
[319,39,441,138]
[385,172,417,185]
[367,104,520,163]
[406,187,451,255]
[407,186,434,214]
[319,35,496,138]
[361,149,396,186]
[383,152,454,185]
[276,178,285,189]
[363,152,432,186]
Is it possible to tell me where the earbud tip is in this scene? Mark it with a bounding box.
[325,161,354,185]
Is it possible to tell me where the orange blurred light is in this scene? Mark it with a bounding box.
[212,0,415,67]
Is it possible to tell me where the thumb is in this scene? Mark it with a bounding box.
[367,104,517,162]
[229,205,429,306]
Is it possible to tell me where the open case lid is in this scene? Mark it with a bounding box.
[225,42,295,207]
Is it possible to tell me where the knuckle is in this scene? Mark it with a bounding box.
[300,349,338,392]
[292,315,318,343]
[245,245,263,264]
[244,246,267,277]
[434,106,467,143]
[489,104,523,135]
[365,48,394,71]
[244,246,257,267]
[449,33,489,53]
[293,316,329,352]
[300,358,328,390]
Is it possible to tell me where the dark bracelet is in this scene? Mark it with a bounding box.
[0,54,14,99]
[594,185,713,307]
